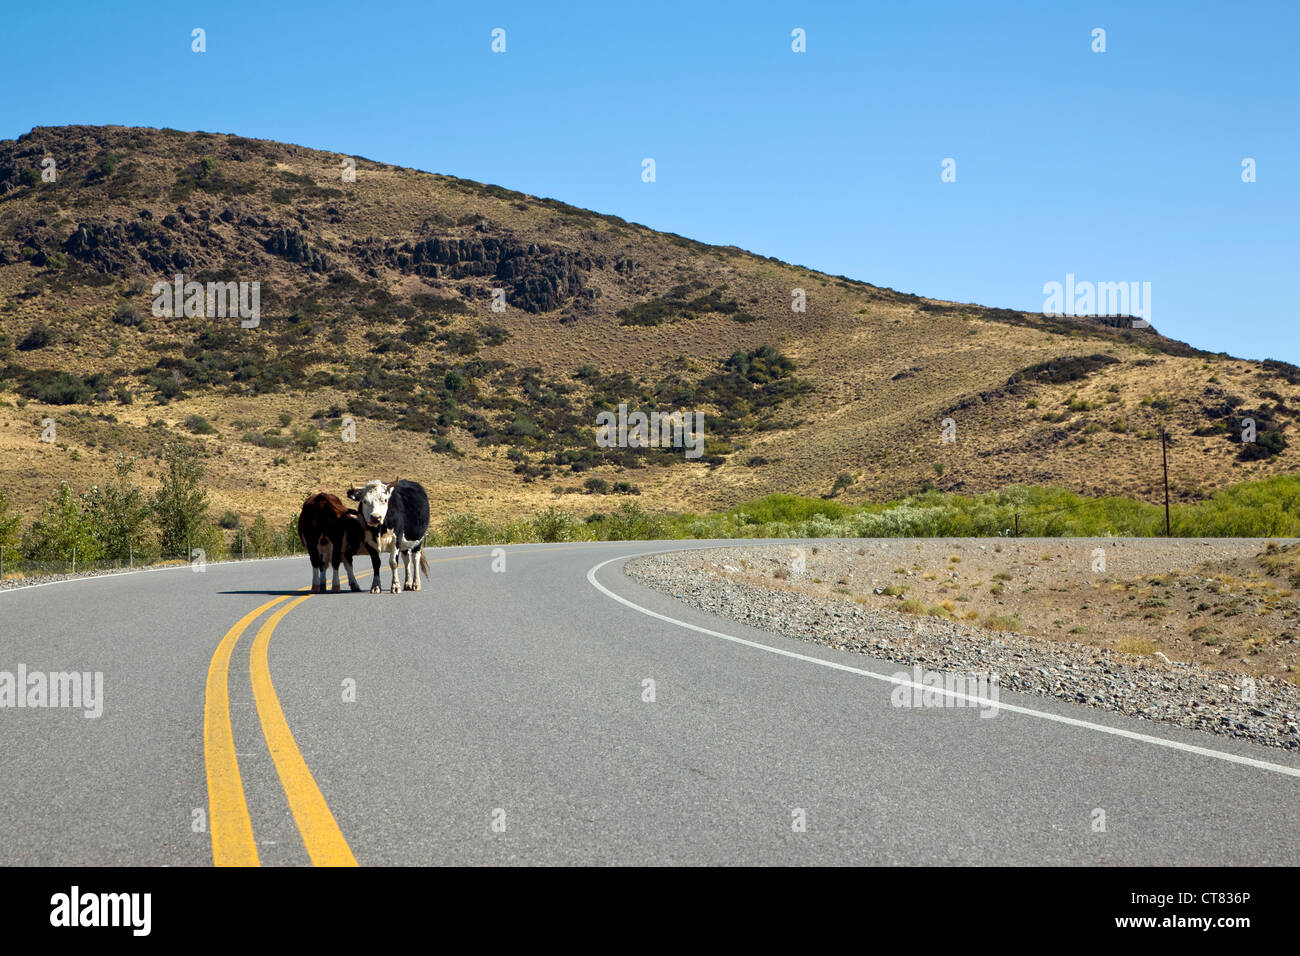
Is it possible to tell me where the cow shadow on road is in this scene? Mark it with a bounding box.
[218,588,309,596]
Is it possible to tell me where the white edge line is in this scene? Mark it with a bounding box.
[587,553,1300,780]
[0,554,301,595]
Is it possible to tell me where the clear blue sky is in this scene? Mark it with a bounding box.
[2,0,1296,361]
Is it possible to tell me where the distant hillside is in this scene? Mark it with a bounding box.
[1,124,1297,527]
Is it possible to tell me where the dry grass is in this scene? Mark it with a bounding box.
[0,127,1298,528]
[703,539,1300,682]
[1115,636,1160,656]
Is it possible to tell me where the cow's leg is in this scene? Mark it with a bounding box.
[324,540,341,593]
[411,545,423,591]
[365,544,382,594]
[309,540,326,594]
[342,556,361,592]
[401,550,414,590]
[389,548,400,594]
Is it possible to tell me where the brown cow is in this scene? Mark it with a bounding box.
[297,492,367,593]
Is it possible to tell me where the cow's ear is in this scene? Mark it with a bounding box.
[346,486,361,501]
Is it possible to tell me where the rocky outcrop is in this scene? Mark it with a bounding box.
[60,219,198,274]
[356,235,590,313]
[263,226,330,271]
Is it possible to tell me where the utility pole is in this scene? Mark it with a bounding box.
[1161,428,1171,537]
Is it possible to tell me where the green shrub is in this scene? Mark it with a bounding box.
[97,152,121,177]
[441,511,495,546]
[21,371,92,405]
[18,323,54,350]
[113,302,145,327]
[151,442,212,558]
[437,330,480,355]
[293,426,320,451]
[1239,429,1287,461]
[0,491,21,551]
[617,288,742,326]
[185,522,227,562]
[185,414,217,435]
[730,494,848,525]
[480,324,510,346]
[20,482,103,564]
[83,456,156,561]
[1007,354,1117,386]
[643,475,1300,540]
[279,514,300,553]
[506,415,542,439]
[602,501,667,541]
[242,430,289,449]
[530,506,582,542]
[247,514,276,556]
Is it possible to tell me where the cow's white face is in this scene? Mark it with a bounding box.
[356,481,391,529]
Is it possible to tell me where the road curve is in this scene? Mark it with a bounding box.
[1,539,1297,865]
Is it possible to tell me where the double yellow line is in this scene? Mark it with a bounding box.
[203,544,602,866]
[204,589,356,866]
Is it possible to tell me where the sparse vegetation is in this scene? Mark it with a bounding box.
[1115,636,1159,655]
[184,414,216,435]
[1,124,1299,554]
[983,613,1021,631]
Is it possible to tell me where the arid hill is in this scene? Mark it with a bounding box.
[1,125,1296,527]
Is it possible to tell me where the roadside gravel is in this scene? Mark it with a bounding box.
[0,566,170,592]
[626,544,1300,752]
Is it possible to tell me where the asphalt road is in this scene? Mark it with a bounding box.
[1,540,1297,866]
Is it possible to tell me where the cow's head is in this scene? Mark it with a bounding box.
[348,479,392,529]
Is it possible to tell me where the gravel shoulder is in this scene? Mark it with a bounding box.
[625,539,1300,752]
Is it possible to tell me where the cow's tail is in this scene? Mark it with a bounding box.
[419,552,430,581]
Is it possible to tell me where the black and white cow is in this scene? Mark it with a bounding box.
[297,492,367,593]
[348,479,431,594]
